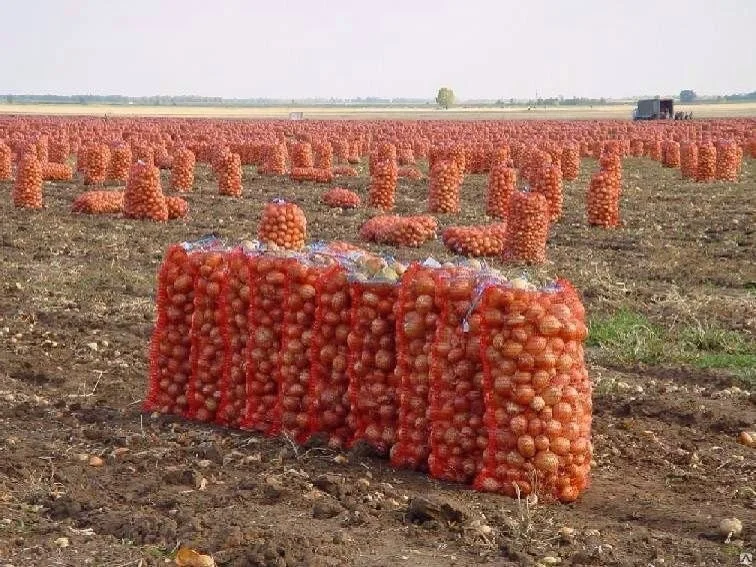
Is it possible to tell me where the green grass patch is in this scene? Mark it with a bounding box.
[588,309,755,386]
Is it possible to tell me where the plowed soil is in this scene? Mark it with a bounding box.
[1,157,754,567]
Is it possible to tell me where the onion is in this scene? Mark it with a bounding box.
[258,200,307,250]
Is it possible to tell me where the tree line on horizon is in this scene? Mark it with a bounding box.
[2,90,754,108]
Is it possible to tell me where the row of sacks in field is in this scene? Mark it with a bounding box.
[145,238,592,502]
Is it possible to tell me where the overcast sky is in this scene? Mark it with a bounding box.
[1,0,753,100]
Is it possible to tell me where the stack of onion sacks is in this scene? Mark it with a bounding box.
[123,161,169,221]
[428,159,461,214]
[186,250,228,422]
[84,144,110,185]
[369,158,398,210]
[715,140,740,182]
[258,200,307,250]
[323,187,361,208]
[144,244,198,416]
[680,142,698,180]
[474,279,592,503]
[533,164,563,222]
[391,265,442,470]
[696,142,716,182]
[560,145,580,181]
[171,148,196,192]
[72,190,124,214]
[428,269,487,484]
[13,152,44,209]
[442,223,508,257]
[313,140,333,171]
[291,142,314,168]
[0,141,12,180]
[109,143,132,182]
[217,151,243,197]
[662,141,681,168]
[586,171,619,228]
[505,191,550,264]
[486,164,516,219]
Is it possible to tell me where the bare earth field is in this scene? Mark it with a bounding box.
[0,102,755,120]
[0,155,754,566]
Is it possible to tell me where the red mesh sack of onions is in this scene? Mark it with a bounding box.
[397,146,415,165]
[680,142,698,180]
[474,279,592,503]
[217,151,243,197]
[662,141,681,168]
[398,166,423,180]
[442,223,508,257]
[144,243,199,415]
[291,142,314,168]
[258,200,307,250]
[123,161,169,221]
[360,215,438,248]
[390,264,442,471]
[35,135,49,164]
[645,140,662,161]
[599,151,622,191]
[696,142,716,182]
[264,143,288,175]
[369,142,397,175]
[486,165,516,219]
[215,247,255,427]
[109,143,132,182]
[323,187,361,208]
[715,140,740,182]
[13,153,43,209]
[48,137,70,164]
[333,165,358,177]
[154,145,173,169]
[332,138,349,164]
[428,269,487,484]
[313,140,333,170]
[347,278,400,454]
[532,164,563,222]
[72,191,124,214]
[369,159,398,210]
[133,143,155,166]
[428,159,461,214]
[279,257,332,444]
[629,139,644,157]
[242,254,288,435]
[428,267,487,483]
[186,248,229,422]
[84,144,110,185]
[42,162,73,181]
[0,141,12,180]
[171,148,195,192]
[560,145,580,181]
[505,191,550,264]
[166,196,189,220]
[491,146,510,168]
[310,263,354,448]
[586,171,619,228]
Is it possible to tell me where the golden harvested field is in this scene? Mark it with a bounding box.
[1,102,756,120]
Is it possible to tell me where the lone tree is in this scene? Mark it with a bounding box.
[436,87,455,109]
[680,90,697,103]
